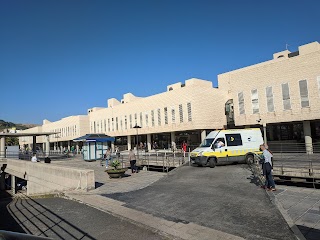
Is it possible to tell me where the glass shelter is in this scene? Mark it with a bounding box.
[73,134,115,161]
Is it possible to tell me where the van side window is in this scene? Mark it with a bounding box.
[225,134,242,146]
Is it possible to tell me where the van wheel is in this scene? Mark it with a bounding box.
[208,158,216,168]
[246,154,254,164]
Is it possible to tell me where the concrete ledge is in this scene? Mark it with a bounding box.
[4,159,95,195]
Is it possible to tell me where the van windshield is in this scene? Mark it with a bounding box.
[199,138,215,148]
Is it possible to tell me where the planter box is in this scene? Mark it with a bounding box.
[105,168,127,178]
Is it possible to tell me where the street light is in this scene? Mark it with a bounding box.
[133,124,141,158]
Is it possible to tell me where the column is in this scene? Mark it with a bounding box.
[201,130,206,142]
[0,137,5,158]
[45,135,50,156]
[263,123,267,144]
[11,175,16,194]
[170,132,176,151]
[67,141,71,151]
[32,136,36,153]
[303,121,313,154]
[0,165,5,190]
[76,143,79,154]
[147,134,152,151]
[127,135,131,150]
[111,142,115,152]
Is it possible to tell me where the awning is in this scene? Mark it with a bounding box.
[73,134,115,143]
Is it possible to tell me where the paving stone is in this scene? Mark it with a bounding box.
[295,213,320,228]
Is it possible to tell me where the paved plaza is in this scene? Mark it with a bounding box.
[2,156,320,239]
[269,185,320,240]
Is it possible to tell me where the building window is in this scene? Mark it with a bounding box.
[129,114,132,128]
[120,117,122,130]
[251,89,259,114]
[94,122,96,133]
[179,104,183,123]
[124,115,127,130]
[116,117,118,131]
[108,119,110,132]
[134,113,137,125]
[151,110,155,127]
[238,92,245,115]
[112,118,114,131]
[145,112,148,127]
[140,112,143,127]
[266,86,274,112]
[281,83,291,110]
[171,107,175,124]
[157,109,161,126]
[299,80,309,108]
[187,102,192,121]
[104,119,106,132]
[164,107,168,124]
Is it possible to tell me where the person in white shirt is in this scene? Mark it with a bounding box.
[260,144,276,191]
[31,153,39,163]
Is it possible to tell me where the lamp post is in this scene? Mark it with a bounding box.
[133,124,141,159]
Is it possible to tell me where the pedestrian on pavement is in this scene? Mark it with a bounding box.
[71,145,75,156]
[128,149,138,173]
[260,144,276,191]
[31,153,39,163]
[104,148,111,169]
[182,141,187,152]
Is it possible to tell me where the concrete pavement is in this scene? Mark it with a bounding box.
[268,185,320,240]
[0,196,168,240]
[5,156,320,239]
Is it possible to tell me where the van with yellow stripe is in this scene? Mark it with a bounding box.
[190,128,263,168]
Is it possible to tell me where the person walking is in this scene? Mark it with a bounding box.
[260,144,276,191]
[182,141,187,152]
[128,149,138,173]
[104,148,111,169]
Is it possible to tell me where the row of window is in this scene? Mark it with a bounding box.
[49,126,78,139]
[91,103,192,133]
[238,78,318,115]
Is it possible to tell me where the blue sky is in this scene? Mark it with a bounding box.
[1,0,319,124]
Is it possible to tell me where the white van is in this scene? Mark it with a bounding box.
[190,128,263,168]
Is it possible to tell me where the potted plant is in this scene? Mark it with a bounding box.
[105,159,127,178]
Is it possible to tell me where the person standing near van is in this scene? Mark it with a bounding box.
[128,149,137,173]
[260,144,276,191]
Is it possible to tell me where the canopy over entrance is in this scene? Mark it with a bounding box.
[73,134,115,143]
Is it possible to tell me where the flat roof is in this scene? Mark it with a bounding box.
[0,132,60,137]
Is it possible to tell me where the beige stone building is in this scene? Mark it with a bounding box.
[218,41,320,152]
[19,41,320,153]
[19,115,89,152]
[88,78,227,150]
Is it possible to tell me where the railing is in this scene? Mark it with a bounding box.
[104,151,189,173]
[267,142,320,153]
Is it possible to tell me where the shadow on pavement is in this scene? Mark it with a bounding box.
[297,225,320,240]
[1,193,95,240]
[0,191,26,233]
